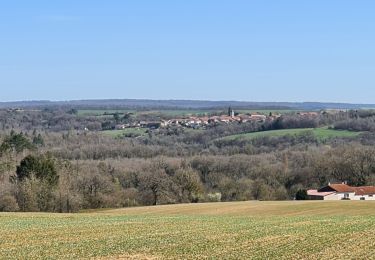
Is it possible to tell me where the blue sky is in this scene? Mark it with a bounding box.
[1,1,374,103]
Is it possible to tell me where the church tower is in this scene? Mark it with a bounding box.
[228,106,234,117]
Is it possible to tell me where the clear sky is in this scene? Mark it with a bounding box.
[1,1,374,103]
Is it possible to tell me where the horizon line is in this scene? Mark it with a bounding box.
[0,98,374,106]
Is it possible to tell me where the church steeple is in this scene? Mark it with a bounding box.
[228,106,234,117]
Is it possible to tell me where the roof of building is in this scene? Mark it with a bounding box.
[317,183,375,195]
[353,186,375,195]
[329,184,355,193]
[307,189,335,197]
[318,184,354,193]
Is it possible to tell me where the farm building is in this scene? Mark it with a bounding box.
[307,183,375,200]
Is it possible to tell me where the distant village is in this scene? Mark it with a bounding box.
[113,107,320,130]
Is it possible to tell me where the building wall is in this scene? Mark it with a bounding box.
[321,193,375,200]
[352,194,375,200]
[323,192,355,200]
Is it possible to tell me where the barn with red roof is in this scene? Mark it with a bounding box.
[307,183,375,200]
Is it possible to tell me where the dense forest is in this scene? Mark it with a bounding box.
[1,106,375,212]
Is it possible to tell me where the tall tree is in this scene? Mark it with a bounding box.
[16,154,58,186]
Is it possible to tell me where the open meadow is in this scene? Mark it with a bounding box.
[220,127,362,141]
[101,128,148,138]
[1,201,375,259]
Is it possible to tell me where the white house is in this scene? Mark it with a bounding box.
[307,183,375,200]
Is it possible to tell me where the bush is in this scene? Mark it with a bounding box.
[0,195,19,212]
[295,189,308,200]
[206,192,222,202]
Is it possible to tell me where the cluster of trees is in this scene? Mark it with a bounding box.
[332,109,375,132]
[2,130,375,212]
[334,118,375,132]
[0,109,102,131]
[1,108,375,212]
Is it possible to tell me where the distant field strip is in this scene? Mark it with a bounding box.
[77,110,135,116]
[101,128,148,137]
[221,127,361,141]
[1,201,375,259]
[77,109,213,117]
[236,109,300,115]
[77,109,298,117]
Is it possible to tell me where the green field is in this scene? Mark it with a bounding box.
[77,109,212,117]
[221,127,362,141]
[77,110,136,117]
[77,109,297,118]
[102,128,148,138]
[236,109,300,115]
[1,201,375,259]
[138,110,213,116]
[151,109,299,116]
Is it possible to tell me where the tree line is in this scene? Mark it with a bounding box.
[2,131,375,212]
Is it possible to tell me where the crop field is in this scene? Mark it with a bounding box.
[1,201,375,259]
[221,127,362,141]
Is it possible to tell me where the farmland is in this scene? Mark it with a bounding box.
[221,127,362,141]
[77,109,214,117]
[236,109,300,115]
[101,128,148,138]
[1,201,375,259]
[77,108,297,117]
[77,109,135,117]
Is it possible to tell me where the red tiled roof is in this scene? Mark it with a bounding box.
[307,190,335,197]
[353,186,375,196]
[327,184,355,193]
[318,183,375,195]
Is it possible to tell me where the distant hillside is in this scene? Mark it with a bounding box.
[0,99,374,110]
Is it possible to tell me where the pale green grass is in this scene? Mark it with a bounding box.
[1,201,375,259]
[78,109,212,117]
[221,127,361,141]
[236,109,300,115]
[77,109,135,117]
[139,110,213,116]
[101,128,148,137]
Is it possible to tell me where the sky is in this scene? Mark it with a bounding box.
[0,1,374,103]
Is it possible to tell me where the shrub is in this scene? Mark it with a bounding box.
[0,195,19,212]
[206,192,222,202]
[295,189,308,200]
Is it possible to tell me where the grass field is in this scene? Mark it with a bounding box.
[221,127,362,141]
[137,110,213,116]
[1,201,375,259]
[77,110,135,117]
[101,128,148,138]
[236,109,299,115]
[77,109,213,117]
[77,109,297,117]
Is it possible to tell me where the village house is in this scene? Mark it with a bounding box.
[297,112,319,117]
[160,120,169,128]
[115,124,127,130]
[249,114,267,122]
[307,183,375,200]
[129,107,315,131]
[208,116,220,124]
